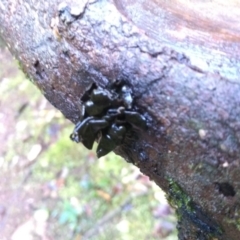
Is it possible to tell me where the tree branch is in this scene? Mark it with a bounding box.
[1,0,240,239]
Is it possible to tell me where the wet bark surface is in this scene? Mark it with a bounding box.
[0,0,240,239]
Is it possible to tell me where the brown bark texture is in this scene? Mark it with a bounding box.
[1,0,240,239]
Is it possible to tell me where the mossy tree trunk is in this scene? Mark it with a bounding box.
[1,0,240,239]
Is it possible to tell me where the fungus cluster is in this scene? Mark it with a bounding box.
[70,81,147,158]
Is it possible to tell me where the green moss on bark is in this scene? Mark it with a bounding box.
[166,178,222,239]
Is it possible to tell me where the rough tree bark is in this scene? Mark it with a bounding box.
[1,0,240,239]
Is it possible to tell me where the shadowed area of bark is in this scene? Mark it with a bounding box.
[0,0,240,239]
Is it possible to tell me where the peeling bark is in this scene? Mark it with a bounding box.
[0,0,240,239]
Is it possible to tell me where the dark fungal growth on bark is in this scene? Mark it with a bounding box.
[70,80,147,158]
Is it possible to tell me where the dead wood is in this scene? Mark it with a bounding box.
[1,0,240,239]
